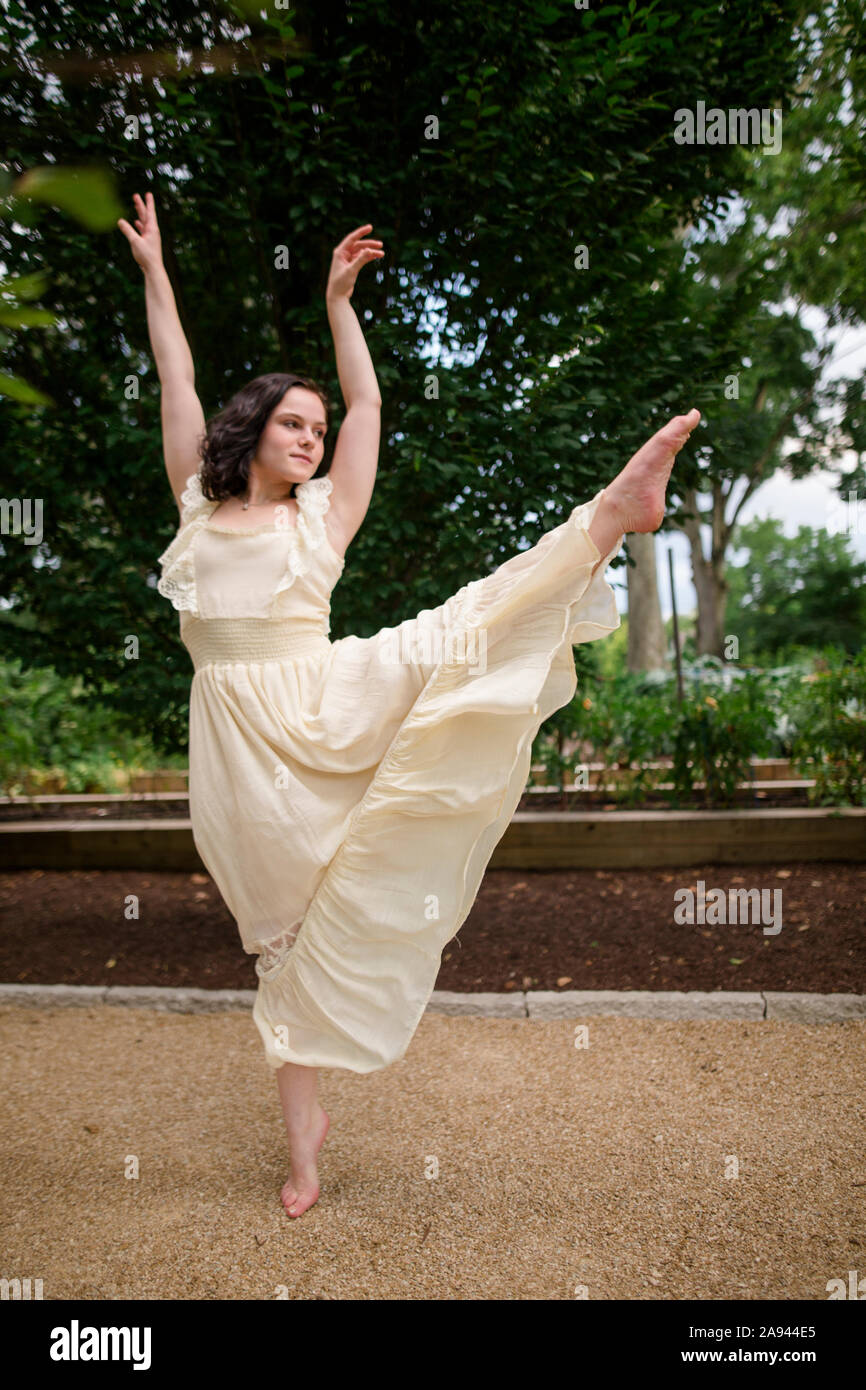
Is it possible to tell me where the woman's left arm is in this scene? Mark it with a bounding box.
[325,225,385,549]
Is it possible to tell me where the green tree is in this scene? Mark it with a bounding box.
[725,515,866,660]
[745,0,866,331]
[629,0,866,657]
[0,0,807,753]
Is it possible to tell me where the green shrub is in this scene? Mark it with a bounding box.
[0,659,186,796]
[574,672,673,804]
[789,647,866,806]
[669,673,775,807]
[532,650,847,806]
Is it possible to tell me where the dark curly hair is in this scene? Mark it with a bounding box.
[198,372,332,502]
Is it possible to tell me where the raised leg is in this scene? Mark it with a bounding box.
[275,1061,330,1218]
[588,409,700,564]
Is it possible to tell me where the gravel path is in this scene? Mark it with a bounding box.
[2,1003,863,1300]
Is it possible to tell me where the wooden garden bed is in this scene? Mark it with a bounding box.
[1,807,863,870]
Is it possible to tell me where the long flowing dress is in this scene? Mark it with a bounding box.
[156,470,623,1074]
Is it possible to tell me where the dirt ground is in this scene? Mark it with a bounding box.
[0,784,814,817]
[0,863,862,993]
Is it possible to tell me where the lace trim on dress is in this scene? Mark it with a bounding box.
[156,472,335,617]
[155,471,218,614]
[272,476,335,600]
[254,921,304,980]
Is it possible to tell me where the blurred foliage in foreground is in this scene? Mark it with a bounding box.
[0,659,187,796]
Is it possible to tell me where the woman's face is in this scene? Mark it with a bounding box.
[252,386,327,485]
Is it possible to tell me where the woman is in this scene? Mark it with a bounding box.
[119,191,700,1219]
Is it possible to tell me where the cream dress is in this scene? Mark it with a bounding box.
[156,470,623,1074]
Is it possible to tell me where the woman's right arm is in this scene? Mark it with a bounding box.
[117,192,205,514]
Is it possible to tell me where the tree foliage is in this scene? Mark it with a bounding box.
[0,0,805,751]
[725,514,866,660]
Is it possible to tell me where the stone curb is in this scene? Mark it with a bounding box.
[0,984,864,1023]
[524,989,767,1020]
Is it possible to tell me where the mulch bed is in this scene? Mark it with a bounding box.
[0,790,815,818]
[0,801,190,822]
[0,864,862,994]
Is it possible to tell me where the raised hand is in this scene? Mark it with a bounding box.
[117,192,164,274]
[326,224,384,301]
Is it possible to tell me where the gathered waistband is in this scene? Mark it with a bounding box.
[182,617,331,670]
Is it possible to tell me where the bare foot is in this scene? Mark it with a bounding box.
[280,1105,329,1218]
[604,408,701,535]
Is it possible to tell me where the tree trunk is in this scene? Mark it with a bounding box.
[681,486,729,657]
[626,531,668,671]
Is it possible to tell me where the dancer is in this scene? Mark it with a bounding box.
[119,192,700,1218]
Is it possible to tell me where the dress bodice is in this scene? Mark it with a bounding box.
[156,471,345,634]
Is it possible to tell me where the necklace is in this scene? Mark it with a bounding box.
[241,493,294,510]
